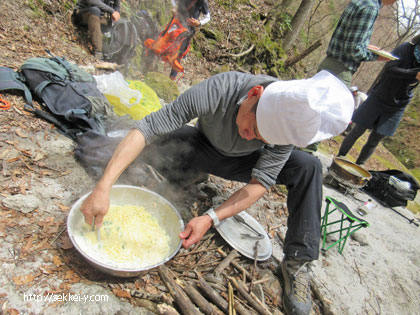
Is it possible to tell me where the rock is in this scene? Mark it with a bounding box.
[32,178,67,200]
[35,133,74,155]
[259,269,282,306]
[2,194,41,213]
[197,191,208,200]
[45,283,152,315]
[326,234,338,243]
[198,182,222,197]
[350,231,369,246]
[144,72,179,102]
[252,284,265,306]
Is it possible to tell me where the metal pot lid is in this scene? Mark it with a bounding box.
[215,211,272,261]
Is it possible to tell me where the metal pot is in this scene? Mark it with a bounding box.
[67,185,184,277]
[329,157,372,188]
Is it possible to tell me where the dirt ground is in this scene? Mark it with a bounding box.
[1,1,420,315]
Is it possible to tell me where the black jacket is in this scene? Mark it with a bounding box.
[370,42,420,108]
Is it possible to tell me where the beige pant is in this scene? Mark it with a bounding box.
[80,12,103,53]
[318,56,353,88]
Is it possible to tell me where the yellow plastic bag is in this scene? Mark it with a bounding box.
[95,71,161,120]
[95,71,142,108]
[107,80,161,120]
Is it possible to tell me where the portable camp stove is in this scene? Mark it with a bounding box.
[325,168,361,195]
[324,158,372,195]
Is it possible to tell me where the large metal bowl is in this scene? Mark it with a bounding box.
[67,185,184,277]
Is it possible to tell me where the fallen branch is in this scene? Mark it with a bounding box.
[197,272,229,313]
[157,303,181,315]
[175,247,218,258]
[183,281,222,315]
[217,248,250,280]
[50,226,67,245]
[197,272,251,315]
[283,39,322,68]
[158,265,200,315]
[249,241,259,293]
[214,249,239,277]
[55,244,87,281]
[229,45,255,58]
[228,281,236,315]
[276,231,285,245]
[131,289,164,303]
[229,277,272,315]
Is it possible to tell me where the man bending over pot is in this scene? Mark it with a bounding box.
[80,70,353,315]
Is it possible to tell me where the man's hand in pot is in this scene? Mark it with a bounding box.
[80,186,111,228]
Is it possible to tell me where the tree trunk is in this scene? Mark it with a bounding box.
[282,0,317,52]
[278,0,293,11]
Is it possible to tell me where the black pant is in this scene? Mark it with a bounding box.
[338,123,385,165]
[140,126,323,261]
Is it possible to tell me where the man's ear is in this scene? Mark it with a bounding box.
[247,85,264,99]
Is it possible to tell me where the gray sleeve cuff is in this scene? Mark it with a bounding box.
[251,169,274,190]
[133,119,158,145]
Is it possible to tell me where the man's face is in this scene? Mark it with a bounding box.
[236,95,267,142]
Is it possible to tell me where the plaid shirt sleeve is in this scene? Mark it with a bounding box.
[344,5,378,62]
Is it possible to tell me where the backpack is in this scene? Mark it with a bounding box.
[103,18,139,65]
[143,16,191,73]
[0,51,109,141]
[130,10,159,43]
[362,170,420,208]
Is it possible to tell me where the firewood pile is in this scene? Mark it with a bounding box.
[115,232,285,315]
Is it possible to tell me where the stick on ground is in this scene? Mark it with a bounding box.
[158,265,201,315]
[183,281,222,315]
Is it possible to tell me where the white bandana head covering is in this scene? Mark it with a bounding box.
[256,71,354,147]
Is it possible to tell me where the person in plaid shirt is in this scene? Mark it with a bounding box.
[318,0,397,87]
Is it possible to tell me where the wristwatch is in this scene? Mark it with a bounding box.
[204,208,220,228]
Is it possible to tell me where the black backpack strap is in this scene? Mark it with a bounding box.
[45,49,75,81]
[64,108,89,121]
[23,104,79,141]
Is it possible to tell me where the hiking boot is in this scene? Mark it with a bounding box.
[280,258,312,315]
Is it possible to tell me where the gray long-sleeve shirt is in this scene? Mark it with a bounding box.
[134,71,294,189]
[76,0,120,14]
